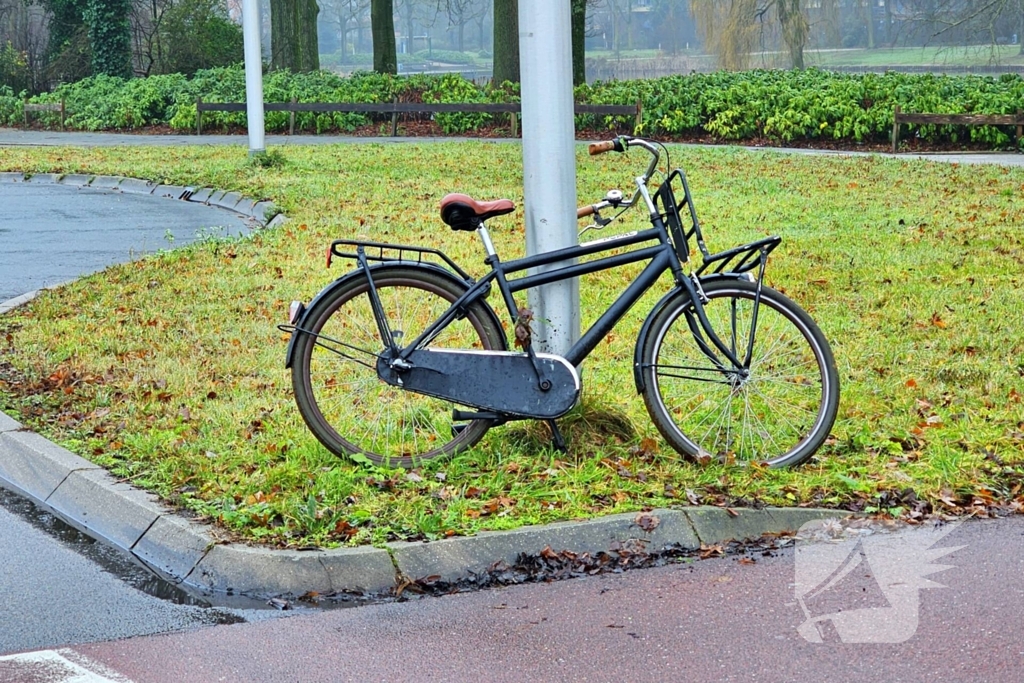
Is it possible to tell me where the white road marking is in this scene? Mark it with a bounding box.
[0,649,132,683]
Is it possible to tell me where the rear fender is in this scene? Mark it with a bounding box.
[285,262,501,368]
[632,273,752,393]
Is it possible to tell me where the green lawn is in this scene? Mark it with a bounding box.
[0,142,1022,549]
[806,45,1024,68]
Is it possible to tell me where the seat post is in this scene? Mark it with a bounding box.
[477,223,497,258]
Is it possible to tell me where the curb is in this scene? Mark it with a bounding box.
[0,171,285,230]
[0,408,850,598]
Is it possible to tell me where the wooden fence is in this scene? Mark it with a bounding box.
[195,98,642,137]
[892,105,1024,152]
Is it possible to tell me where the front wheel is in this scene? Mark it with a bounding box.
[640,279,839,468]
[291,266,506,468]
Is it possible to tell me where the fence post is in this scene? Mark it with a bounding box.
[511,111,518,138]
[289,96,297,136]
[59,99,66,130]
[892,105,900,154]
[635,99,643,131]
[22,98,28,127]
[391,97,399,137]
[196,97,202,136]
[1016,109,1022,145]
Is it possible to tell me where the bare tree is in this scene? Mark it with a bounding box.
[130,0,173,76]
[691,0,809,69]
[320,0,369,61]
[438,0,486,52]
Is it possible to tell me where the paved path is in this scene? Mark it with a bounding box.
[3,516,1020,682]
[1,127,1022,167]
[0,182,250,302]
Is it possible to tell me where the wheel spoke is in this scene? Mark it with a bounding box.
[642,282,838,468]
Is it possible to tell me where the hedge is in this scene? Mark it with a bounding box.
[4,66,1023,148]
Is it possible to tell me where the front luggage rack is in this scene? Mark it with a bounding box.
[696,236,781,276]
[328,239,472,280]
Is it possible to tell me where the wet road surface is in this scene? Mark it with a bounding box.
[0,182,250,302]
[5,516,1018,682]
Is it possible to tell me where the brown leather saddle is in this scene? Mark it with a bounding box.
[439,193,515,232]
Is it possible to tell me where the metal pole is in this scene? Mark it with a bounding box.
[519,0,579,355]
[242,0,266,155]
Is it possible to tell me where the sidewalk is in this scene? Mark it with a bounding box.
[2,127,1022,167]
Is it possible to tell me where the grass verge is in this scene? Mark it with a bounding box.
[0,142,1022,548]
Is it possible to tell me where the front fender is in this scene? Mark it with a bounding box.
[632,273,752,393]
[285,262,500,368]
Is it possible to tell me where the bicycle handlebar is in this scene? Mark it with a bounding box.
[588,140,619,155]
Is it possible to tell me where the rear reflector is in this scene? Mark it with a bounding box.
[289,301,306,325]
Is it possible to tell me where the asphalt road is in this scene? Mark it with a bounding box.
[0,182,270,657]
[5,516,1017,683]
[0,182,250,302]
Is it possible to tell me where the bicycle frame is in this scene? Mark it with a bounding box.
[356,211,760,377]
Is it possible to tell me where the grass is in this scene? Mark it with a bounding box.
[0,142,1023,549]
[806,44,1024,68]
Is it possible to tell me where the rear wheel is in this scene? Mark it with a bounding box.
[640,279,839,468]
[291,267,505,467]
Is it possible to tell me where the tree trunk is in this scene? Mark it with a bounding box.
[776,0,807,69]
[371,0,397,74]
[403,0,414,53]
[571,0,586,86]
[863,0,875,49]
[492,0,518,84]
[85,0,133,78]
[270,0,320,72]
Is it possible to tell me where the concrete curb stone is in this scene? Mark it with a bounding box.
[232,197,257,216]
[188,543,394,596]
[0,171,24,182]
[88,175,125,190]
[388,509,699,583]
[319,547,401,594]
[210,191,243,210]
[0,412,21,432]
[250,201,277,223]
[0,290,39,314]
[117,178,157,194]
[152,185,190,200]
[45,468,165,550]
[188,187,215,204]
[132,514,216,584]
[0,429,100,502]
[56,174,94,187]
[684,506,853,546]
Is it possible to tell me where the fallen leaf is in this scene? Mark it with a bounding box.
[634,513,660,532]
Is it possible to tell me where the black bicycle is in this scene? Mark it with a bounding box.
[282,136,840,468]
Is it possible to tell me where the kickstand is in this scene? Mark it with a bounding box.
[546,419,568,453]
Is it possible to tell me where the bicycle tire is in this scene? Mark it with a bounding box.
[640,279,839,468]
[291,266,506,467]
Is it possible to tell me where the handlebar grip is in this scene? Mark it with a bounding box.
[589,141,618,156]
[577,205,596,219]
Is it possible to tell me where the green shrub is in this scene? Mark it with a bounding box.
[0,84,23,126]
[158,0,244,76]
[0,41,30,94]
[15,66,1024,148]
[422,73,491,133]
